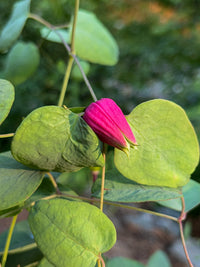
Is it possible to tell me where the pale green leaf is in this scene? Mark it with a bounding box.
[3,41,40,85]
[0,79,14,125]
[28,199,116,267]
[0,151,44,211]
[92,169,182,202]
[71,9,119,65]
[11,106,104,172]
[0,0,31,52]
[115,99,199,188]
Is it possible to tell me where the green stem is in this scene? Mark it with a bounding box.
[1,215,18,267]
[28,12,97,102]
[57,0,79,106]
[57,56,74,106]
[0,133,14,138]
[40,193,178,222]
[71,0,79,53]
[178,197,193,267]
[100,144,106,212]
[46,172,61,194]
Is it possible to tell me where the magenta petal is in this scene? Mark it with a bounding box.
[83,98,137,152]
[83,102,127,149]
[95,98,137,145]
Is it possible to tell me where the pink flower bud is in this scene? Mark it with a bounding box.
[83,98,137,155]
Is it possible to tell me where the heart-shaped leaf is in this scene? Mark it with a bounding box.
[92,169,182,202]
[0,79,14,125]
[115,99,199,188]
[3,41,40,85]
[28,198,116,267]
[70,9,119,66]
[11,106,104,172]
[0,0,31,52]
[0,151,44,211]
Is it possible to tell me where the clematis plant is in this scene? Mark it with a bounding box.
[83,98,137,155]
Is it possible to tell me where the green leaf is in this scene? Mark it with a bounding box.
[0,0,31,52]
[28,198,116,267]
[0,79,14,125]
[115,99,199,188]
[147,250,171,267]
[71,60,90,81]
[40,27,70,43]
[158,179,200,212]
[107,257,145,267]
[0,205,22,218]
[38,258,54,267]
[0,220,42,267]
[70,9,119,65]
[106,257,145,267]
[92,169,182,202]
[11,106,104,172]
[0,151,44,211]
[3,41,40,85]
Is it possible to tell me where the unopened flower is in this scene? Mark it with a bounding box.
[83,98,137,155]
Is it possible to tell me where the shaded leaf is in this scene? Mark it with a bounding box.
[0,205,22,218]
[11,106,104,172]
[158,179,200,212]
[115,99,199,188]
[3,41,40,85]
[0,79,14,125]
[147,250,171,267]
[106,257,145,267]
[0,151,44,211]
[0,0,31,52]
[0,220,42,267]
[92,169,182,202]
[28,198,116,267]
[71,9,119,65]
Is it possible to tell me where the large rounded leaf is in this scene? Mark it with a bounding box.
[11,106,104,172]
[28,199,116,267]
[0,0,31,52]
[0,79,14,125]
[71,10,119,66]
[0,151,44,211]
[115,99,199,188]
[3,41,40,85]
